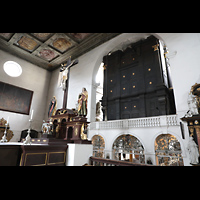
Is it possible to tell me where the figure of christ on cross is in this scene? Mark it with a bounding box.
[58,56,79,109]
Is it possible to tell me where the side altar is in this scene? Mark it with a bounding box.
[181,83,200,165]
[41,57,91,145]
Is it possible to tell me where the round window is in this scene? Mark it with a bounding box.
[3,61,22,77]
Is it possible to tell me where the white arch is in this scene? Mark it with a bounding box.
[90,132,108,149]
[151,130,186,157]
[109,131,146,152]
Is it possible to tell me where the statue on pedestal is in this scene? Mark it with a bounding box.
[187,136,199,165]
[78,88,88,117]
[48,96,57,118]
[184,83,200,118]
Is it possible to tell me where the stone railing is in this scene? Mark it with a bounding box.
[90,114,179,130]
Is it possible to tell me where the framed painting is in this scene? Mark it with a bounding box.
[0,81,33,115]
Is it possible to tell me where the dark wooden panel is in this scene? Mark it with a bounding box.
[48,152,65,165]
[25,153,47,166]
[20,145,68,166]
[102,35,176,120]
[0,145,22,166]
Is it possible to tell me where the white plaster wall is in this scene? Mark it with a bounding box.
[0,49,51,141]
[88,123,190,166]
[66,143,93,166]
[44,68,63,119]
[155,33,200,117]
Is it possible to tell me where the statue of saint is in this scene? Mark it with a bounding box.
[187,92,199,115]
[187,136,199,165]
[78,88,88,117]
[96,101,102,121]
[48,96,57,118]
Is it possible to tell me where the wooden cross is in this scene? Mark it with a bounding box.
[60,57,79,109]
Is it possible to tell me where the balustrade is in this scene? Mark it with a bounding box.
[90,115,179,130]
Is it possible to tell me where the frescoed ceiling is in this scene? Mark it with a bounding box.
[0,33,121,71]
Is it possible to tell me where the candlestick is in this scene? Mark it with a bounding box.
[23,119,32,145]
[30,109,34,120]
[0,123,8,143]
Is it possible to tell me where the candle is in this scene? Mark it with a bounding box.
[7,116,9,124]
[30,109,34,120]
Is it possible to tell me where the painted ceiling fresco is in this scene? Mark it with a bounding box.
[0,33,121,71]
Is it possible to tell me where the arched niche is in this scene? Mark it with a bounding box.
[91,135,105,158]
[112,134,145,163]
[155,133,184,166]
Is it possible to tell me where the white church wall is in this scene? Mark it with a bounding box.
[44,68,63,119]
[88,115,190,165]
[0,49,51,141]
[157,33,200,117]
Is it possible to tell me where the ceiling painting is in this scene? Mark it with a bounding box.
[52,38,72,53]
[0,33,121,71]
[16,36,38,52]
[38,48,58,61]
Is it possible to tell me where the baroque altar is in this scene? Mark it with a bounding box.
[48,108,91,144]
[0,118,13,142]
[41,58,91,144]
[181,83,200,164]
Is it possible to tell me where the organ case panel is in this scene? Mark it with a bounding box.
[102,35,176,121]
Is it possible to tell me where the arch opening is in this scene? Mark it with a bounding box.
[91,135,105,158]
[155,134,184,166]
[112,134,145,163]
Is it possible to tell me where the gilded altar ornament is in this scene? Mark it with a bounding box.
[41,120,53,134]
[0,118,13,142]
[75,127,78,136]
[152,44,159,51]
[81,123,87,140]
[0,117,9,127]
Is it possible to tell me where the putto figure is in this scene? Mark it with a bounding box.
[78,88,88,117]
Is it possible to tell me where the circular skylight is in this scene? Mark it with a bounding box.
[3,61,22,77]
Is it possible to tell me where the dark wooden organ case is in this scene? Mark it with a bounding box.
[101,36,176,120]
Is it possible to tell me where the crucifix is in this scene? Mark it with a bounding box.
[59,56,79,109]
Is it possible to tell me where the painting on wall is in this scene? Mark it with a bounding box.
[0,81,33,115]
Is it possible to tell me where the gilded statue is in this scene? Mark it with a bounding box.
[78,88,88,117]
